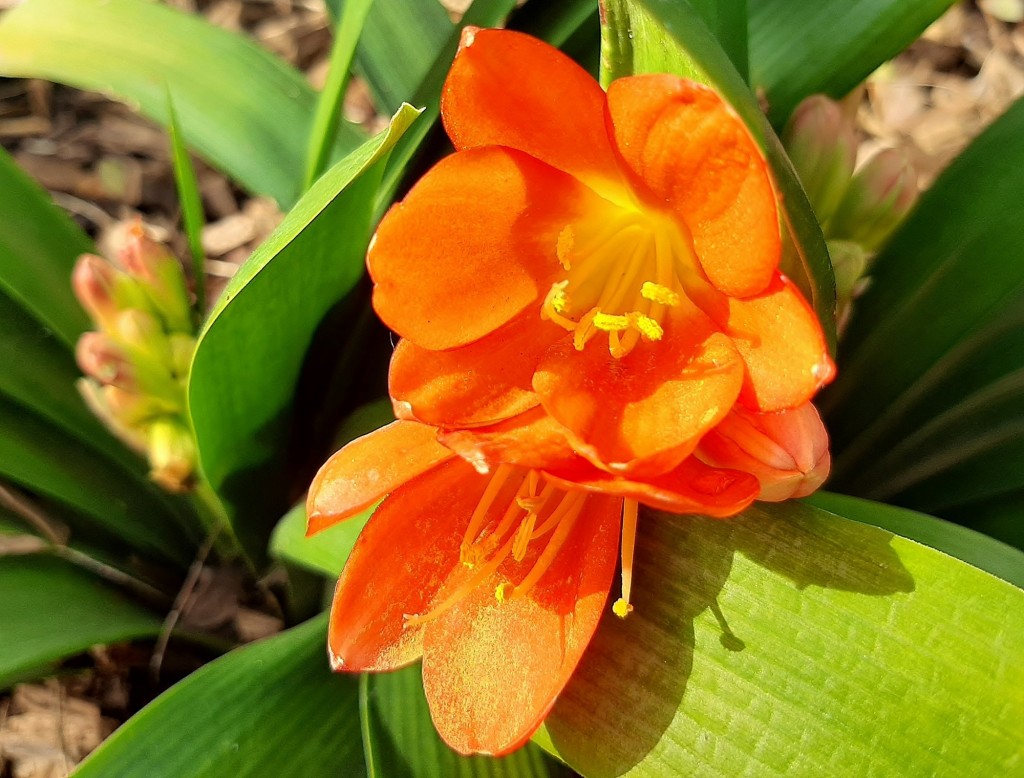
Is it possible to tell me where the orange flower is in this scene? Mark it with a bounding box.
[310,28,837,756]
[307,420,758,755]
[370,28,834,478]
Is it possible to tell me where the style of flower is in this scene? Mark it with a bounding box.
[309,27,835,756]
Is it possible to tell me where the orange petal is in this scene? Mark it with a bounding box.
[369,146,602,350]
[421,493,621,755]
[328,459,487,672]
[710,275,835,412]
[697,403,831,502]
[389,311,560,429]
[438,407,577,474]
[443,28,624,194]
[544,456,758,517]
[606,75,779,297]
[307,421,455,535]
[532,304,745,475]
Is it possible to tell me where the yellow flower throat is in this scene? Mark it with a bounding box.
[541,205,699,358]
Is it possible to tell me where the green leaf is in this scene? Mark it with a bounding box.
[823,96,1024,515]
[0,395,194,566]
[365,664,566,777]
[271,502,369,579]
[0,554,161,689]
[676,0,748,82]
[541,500,1024,776]
[189,105,420,566]
[331,0,453,116]
[166,90,206,315]
[599,0,836,350]
[304,0,374,188]
[807,491,1024,589]
[73,614,367,778]
[749,0,955,126]
[0,0,365,209]
[0,147,91,348]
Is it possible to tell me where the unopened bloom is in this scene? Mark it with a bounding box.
[312,28,837,756]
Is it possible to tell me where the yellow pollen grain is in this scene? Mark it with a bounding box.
[641,281,681,306]
[630,313,664,341]
[495,582,514,603]
[593,312,631,332]
[612,598,634,618]
[556,226,575,270]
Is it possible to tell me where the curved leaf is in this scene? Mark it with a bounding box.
[189,105,420,566]
[270,502,369,579]
[749,0,955,126]
[600,0,836,350]
[540,500,1023,776]
[0,0,365,208]
[823,95,1024,516]
[73,614,366,778]
[0,554,161,689]
[0,147,91,347]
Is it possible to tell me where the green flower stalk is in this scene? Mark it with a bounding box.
[72,221,198,492]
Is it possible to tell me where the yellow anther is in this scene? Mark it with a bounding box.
[495,582,514,603]
[641,281,680,306]
[592,312,631,332]
[612,598,634,618]
[556,226,575,270]
[630,313,664,341]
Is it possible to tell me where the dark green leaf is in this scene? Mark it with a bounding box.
[166,90,206,315]
[0,147,91,347]
[599,0,836,350]
[189,105,420,566]
[0,554,161,688]
[540,500,1023,776]
[749,0,955,126]
[0,0,365,208]
[73,614,367,777]
[823,96,1024,515]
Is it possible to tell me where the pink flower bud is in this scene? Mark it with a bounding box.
[829,148,918,251]
[696,403,830,502]
[75,332,136,391]
[76,378,148,453]
[119,221,193,333]
[783,95,858,223]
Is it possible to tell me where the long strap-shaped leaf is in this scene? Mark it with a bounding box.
[0,0,366,208]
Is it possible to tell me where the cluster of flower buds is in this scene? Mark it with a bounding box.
[72,221,197,492]
[783,94,918,331]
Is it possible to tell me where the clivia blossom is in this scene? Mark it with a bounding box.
[308,28,834,756]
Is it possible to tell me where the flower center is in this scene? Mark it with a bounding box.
[404,465,640,627]
[541,205,699,358]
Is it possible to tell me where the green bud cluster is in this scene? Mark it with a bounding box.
[73,221,198,492]
[783,95,918,332]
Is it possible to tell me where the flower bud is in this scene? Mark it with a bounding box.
[167,333,196,381]
[76,378,148,453]
[76,332,136,391]
[696,403,830,502]
[119,222,193,334]
[783,95,858,224]
[113,309,172,367]
[72,254,148,332]
[147,419,197,493]
[828,148,918,252]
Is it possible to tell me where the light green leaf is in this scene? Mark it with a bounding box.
[0,0,365,208]
[189,105,420,566]
[599,0,836,350]
[73,614,366,778]
[541,500,1023,776]
[0,395,194,566]
[365,664,567,777]
[807,491,1024,589]
[749,0,955,126]
[330,0,453,116]
[823,95,1024,516]
[270,502,369,579]
[166,90,206,316]
[0,147,91,347]
[0,554,162,689]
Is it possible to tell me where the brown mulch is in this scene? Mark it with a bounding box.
[1,1,1022,776]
